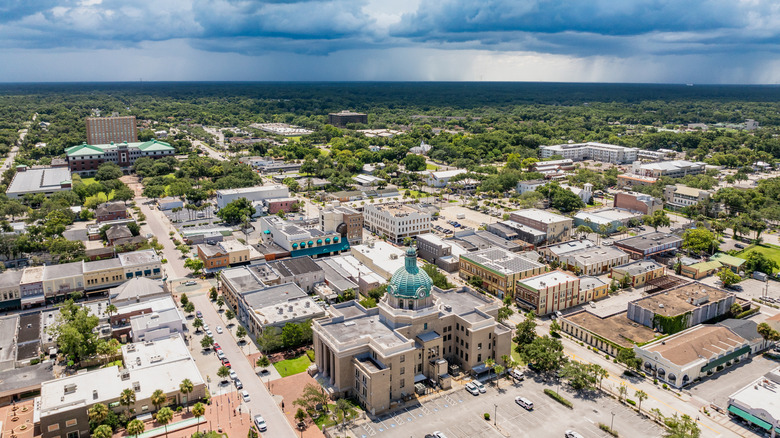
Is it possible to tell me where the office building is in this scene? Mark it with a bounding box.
[539,142,638,164]
[328,110,368,128]
[631,160,706,179]
[215,185,289,210]
[320,203,364,245]
[573,208,642,234]
[459,247,546,299]
[509,209,572,244]
[515,270,580,315]
[197,240,262,273]
[613,192,663,215]
[627,282,735,333]
[65,140,175,176]
[423,169,467,188]
[557,246,629,276]
[312,247,511,415]
[610,260,665,288]
[614,232,682,260]
[617,174,658,188]
[663,184,712,210]
[364,203,431,244]
[6,166,72,199]
[486,220,547,247]
[416,233,459,272]
[85,115,137,144]
[516,179,547,195]
[259,215,348,259]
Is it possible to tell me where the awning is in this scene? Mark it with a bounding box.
[728,405,773,431]
[701,345,751,372]
[263,230,271,234]
[414,374,427,383]
[471,363,490,374]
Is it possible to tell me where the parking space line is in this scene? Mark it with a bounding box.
[403,407,417,421]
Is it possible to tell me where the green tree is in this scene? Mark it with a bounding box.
[236,326,247,344]
[497,305,514,323]
[180,379,194,411]
[293,382,329,414]
[142,185,166,201]
[520,335,565,373]
[155,406,174,437]
[402,154,426,172]
[730,302,743,316]
[635,389,648,414]
[468,275,483,289]
[513,311,537,346]
[642,210,671,232]
[744,250,779,275]
[484,358,496,383]
[88,403,109,425]
[184,258,204,275]
[216,295,225,311]
[618,383,628,403]
[758,322,780,342]
[295,407,307,424]
[95,162,124,181]
[127,419,145,438]
[663,414,701,438]
[192,403,206,434]
[591,364,609,390]
[113,185,135,205]
[717,268,741,287]
[682,228,718,256]
[256,355,271,369]
[560,361,597,391]
[151,389,167,412]
[215,197,254,224]
[184,301,195,316]
[282,322,303,348]
[93,424,113,438]
[616,348,642,370]
[49,299,100,362]
[193,318,203,332]
[209,287,218,301]
[334,398,357,430]
[119,388,136,416]
[225,308,235,325]
[217,365,231,381]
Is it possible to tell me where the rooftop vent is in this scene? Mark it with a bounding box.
[93,390,98,400]
[150,355,163,363]
[121,371,130,381]
[64,384,77,394]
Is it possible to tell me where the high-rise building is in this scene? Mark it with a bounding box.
[328,110,368,128]
[85,116,138,144]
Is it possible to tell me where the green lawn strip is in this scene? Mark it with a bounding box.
[736,243,780,273]
[312,402,361,429]
[273,354,312,377]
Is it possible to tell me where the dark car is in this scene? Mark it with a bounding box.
[726,284,743,291]
[195,311,203,318]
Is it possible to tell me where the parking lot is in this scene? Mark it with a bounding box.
[348,373,664,438]
[688,355,780,408]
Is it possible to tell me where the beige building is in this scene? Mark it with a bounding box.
[313,248,511,415]
[363,203,431,243]
[610,260,665,288]
[459,248,546,299]
[509,208,572,244]
[558,246,629,276]
[320,203,364,245]
[515,270,581,315]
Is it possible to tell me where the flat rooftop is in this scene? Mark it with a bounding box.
[221,266,266,295]
[319,311,410,351]
[562,246,628,265]
[632,282,731,317]
[511,208,570,224]
[254,297,325,325]
[613,260,664,277]
[543,239,597,257]
[461,247,544,276]
[615,232,682,251]
[0,361,54,397]
[434,288,497,316]
[119,249,160,266]
[0,315,18,363]
[645,325,746,367]
[242,282,308,309]
[519,270,578,290]
[729,367,780,424]
[565,310,657,348]
[368,203,426,217]
[6,167,71,196]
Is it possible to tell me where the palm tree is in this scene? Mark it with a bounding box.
[93,424,113,438]
[156,406,174,437]
[618,384,628,403]
[650,408,664,422]
[127,419,145,438]
[105,304,117,319]
[501,354,510,367]
[192,403,206,434]
[493,365,505,389]
[635,390,648,415]
[592,365,609,390]
[617,226,628,238]
[151,389,167,412]
[88,403,109,425]
[119,388,136,416]
[180,379,194,411]
[484,358,496,383]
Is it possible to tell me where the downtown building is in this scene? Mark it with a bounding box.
[539,142,638,164]
[85,116,138,145]
[363,203,432,244]
[65,140,175,176]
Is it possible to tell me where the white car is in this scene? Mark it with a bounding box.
[242,390,251,402]
[203,323,210,331]
[473,380,486,393]
[515,396,533,410]
[254,415,267,432]
[565,431,584,438]
[217,350,225,359]
[465,382,480,396]
[216,326,223,334]
[206,330,213,337]
[511,368,525,381]
[229,370,237,380]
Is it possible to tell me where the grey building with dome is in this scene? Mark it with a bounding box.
[312,247,512,415]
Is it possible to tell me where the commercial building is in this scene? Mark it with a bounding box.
[573,208,642,234]
[613,192,663,215]
[515,270,580,315]
[617,174,658,188]
[663,184,712,210]
[312,248,511,415]
[319,203,364,244]
[539,239,597,263]
[509,208,572,244]
[85,115,137,144]
[539,142,638,164]
[364,203,432,244]
[579,276,609,302]
[95,202,128,223]
[681,260,723,280]
[416,233,459,272]
[610,260,665,288]
[459,247,546,299]
[717,319,772,354]
[631,160,706,179]
[626,282,735,333]
[710,253,747,274]
[561,310,658,357]
[6,166,72,199]
[728,367,780,435]
[450,229,523,253]
[328,110,368,128]
[614,232,682,260]
[532,159,576,175]
[109,277,168,305]
[557,246,630,276]
[215,185,289,210]
[259,215,348,259]
[423,169,467,188]
[486,220,547,246]
[197,240,262,273]
[36,334,205,438]
[316,255,383,295]
[65,140,175,176]
[351,240,415,280]
[516,179,547,195]
[112,296,185,343]
[634,324,750,388]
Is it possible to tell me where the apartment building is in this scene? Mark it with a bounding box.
[509,208,572,244]
[539,142,638,164]
[364,203,431,243]
[459,247,546,299]
[515,270,581,315]
[320,203,364,244]
[85,115,137,144]
[65,140,175,176]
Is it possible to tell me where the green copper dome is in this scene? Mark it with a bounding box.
[387,247,432,299]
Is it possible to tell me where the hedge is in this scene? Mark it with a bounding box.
[544,389,573,409]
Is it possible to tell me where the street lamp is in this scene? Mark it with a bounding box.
[610,411,615,430]
[494,403,497,426]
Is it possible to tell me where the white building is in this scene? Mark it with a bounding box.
[127,297,186,342]
[364,203,432,243]
[258,215,346,258]
[351,240,419,280]
[423,169,467,188]
[631,160,706,179]
[663,184,712,210]
[728,367,780,435]
[539,142,638,164]
[516,179,547,195]
[215,185,289,209]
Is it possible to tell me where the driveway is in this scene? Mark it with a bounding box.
[190,294,297,438]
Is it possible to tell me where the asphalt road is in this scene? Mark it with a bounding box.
[191,293,297,438]
[137,198,189,279]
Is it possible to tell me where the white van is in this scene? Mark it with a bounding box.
[456,213,466,219]
[515,396,533,410]
[511,368,525,381]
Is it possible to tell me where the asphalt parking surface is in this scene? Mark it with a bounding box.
[688,355,780,408]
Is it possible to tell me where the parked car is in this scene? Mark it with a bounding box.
[254,415,267,432]
[473,380,486,393]
[565,431,584,438]
[206,330,213,337]
[184,280,197,286]
[511,368,525,381]
[229,370,237,380]
[213,343,221,351]
[241,390,251,402]
[515,396,534,410]
[735,243,746,249]
[222,358,231,368]
[203,323,209,331]
[259,369,271,376]
[465,382,480,396]
[196,311,202,319]
[425,432,448,438]
[216,326,223,334]
[234,379,243,390]
[217,350,225,359]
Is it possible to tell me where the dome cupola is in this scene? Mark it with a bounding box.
[387,246,432,299]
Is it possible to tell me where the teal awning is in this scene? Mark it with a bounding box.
[728,405,773,431]
[263,230,271,234]
[701,345,751,372]
[291,241,350,258]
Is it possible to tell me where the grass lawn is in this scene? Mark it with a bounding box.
[510,341,527,366]
[312,401,361,429]
[273,353,312,377]
[426,163,439,171]
[737,243,780,273]
[80,177,98,185]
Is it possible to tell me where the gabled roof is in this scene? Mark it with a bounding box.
[137,140,174,152]
[65,143,106,156]
[711,253,747,267]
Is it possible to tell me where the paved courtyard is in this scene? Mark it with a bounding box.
[347,375,664,438]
